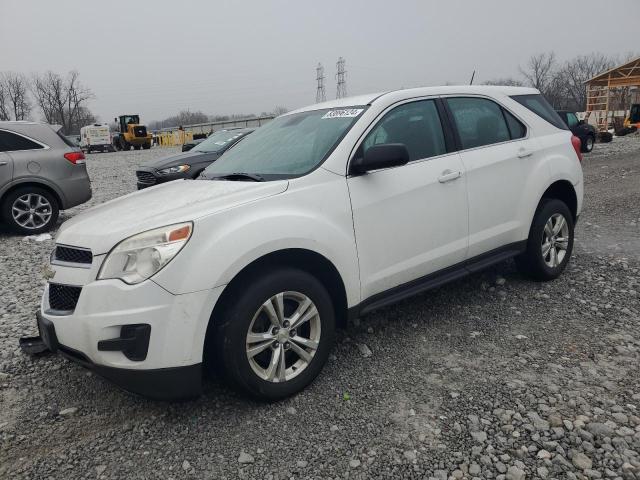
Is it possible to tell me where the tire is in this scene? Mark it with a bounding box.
[143,143,151,150]
[1,186,59,234]
[598,131,613,143]
[582,135,594,153]
[210,268,335,400]
[515,198,574,281]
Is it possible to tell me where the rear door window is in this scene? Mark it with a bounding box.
[511,94,568,130]
[446,97,511,149]
[0,130,45,152]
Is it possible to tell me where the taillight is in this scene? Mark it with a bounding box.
[64,151,86,165]
[570,135,583,163]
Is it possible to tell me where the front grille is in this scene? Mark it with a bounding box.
[48,284,82,312]
[134,126,147,137]
[53,245,92,264]
[136,171,156,185]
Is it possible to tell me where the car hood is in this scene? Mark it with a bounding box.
[56,179,289,254]
[140,150,220,170]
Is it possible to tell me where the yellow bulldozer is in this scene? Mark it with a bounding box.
[112,114,152,151]
[624,103,640,129]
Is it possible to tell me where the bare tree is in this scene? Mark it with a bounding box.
[31,70,94,134]
[71,106,98,133]
[519,52,557,94]
[0,78,10,121]
[148,110,210,130]
[271,105,289,116]
[483,78,524,87]
[3,72,31,120]
[558,53,614,111]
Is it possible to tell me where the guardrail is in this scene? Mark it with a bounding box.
[153,116,275,147]
[157,116,275,135]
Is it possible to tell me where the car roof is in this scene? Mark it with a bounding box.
[0,120,62,130]
[286,85,539,115]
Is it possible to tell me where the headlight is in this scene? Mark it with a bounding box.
[158,165,190,175]
[98,222,192,284]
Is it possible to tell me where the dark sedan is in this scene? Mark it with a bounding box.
[182,137,206,152]
[556,110,597,153]
[135,128,253,189]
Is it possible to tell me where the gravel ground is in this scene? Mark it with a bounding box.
[1,136,639,480]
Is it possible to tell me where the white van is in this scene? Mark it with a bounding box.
[80,124,112,153]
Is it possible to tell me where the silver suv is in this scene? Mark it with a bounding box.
[0,122,92,234]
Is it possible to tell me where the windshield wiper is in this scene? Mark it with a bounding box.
[209,172,265,182]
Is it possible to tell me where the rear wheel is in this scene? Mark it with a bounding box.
[210,268,335,400]
[1,187,59,234]
[515,199,574,281]
[143,143,151,150]
[582,135,594,153]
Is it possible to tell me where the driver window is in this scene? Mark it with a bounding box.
[363,100,446,162]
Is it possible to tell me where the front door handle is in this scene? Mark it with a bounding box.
[517,149,534,158]
[0,161,7,166]
[438,169,462,183]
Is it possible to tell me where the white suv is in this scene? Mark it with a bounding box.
[35,86,583,400]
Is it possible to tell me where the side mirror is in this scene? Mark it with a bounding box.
[351,144,410,175]
[577,119,585,126]
[114,117,118,123]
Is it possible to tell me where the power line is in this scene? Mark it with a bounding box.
[336,57,347,99]
[315,62,326,103]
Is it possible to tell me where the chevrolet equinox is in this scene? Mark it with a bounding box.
[33,86,583,400]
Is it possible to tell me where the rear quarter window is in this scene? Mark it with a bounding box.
[0,130,45,152]
[511,94,568,130]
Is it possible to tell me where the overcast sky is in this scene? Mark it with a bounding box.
[1,0,637,123]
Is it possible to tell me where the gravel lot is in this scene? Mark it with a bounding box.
[1,136,639,480]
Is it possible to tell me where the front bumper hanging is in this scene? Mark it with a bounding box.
[19,311,203,401]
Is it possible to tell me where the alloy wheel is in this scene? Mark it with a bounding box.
[541,213,569,268]
[11,193,53,230]
[245,291,321,383]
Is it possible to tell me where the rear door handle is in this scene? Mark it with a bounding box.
[517,149,534,158]
[438,169,462,183]
[0,161,7,166]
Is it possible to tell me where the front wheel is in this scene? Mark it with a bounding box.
[515,199,574,281]
[210,268,335,400]
[1,187,59,234]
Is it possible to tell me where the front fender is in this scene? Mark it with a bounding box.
[153,171,361,307]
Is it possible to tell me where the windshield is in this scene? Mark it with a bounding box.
[193,130,248,153]
[203,107,366,179]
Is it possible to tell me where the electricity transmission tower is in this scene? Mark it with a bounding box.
[315,63,326,103]
[336,57,347,99]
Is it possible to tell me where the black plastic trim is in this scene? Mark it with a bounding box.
[36,312,202,400]
[349,241,526,319]
[434,98,457,153]
[97,324,151,361]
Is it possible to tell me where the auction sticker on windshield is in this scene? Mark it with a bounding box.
[322,109,364,119]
